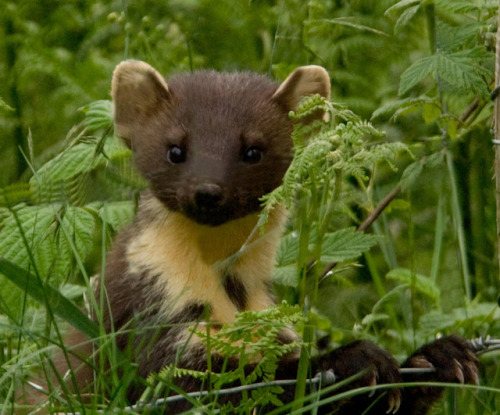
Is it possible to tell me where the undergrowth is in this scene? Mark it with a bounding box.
[1,0,500,414]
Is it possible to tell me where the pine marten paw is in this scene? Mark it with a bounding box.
[403,334,479,385]
[319,340,402,414]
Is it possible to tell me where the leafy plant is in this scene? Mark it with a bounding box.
[1,0,500,414]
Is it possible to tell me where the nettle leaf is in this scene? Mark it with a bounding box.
[399,49,490,97]
[394,5,420,34]
[35,142,104,183]
[424,152,445,169]
[386,268,440,304]
[0,204,96,317]
[320,227,382,263]
[82,100,113,132]
[419,302,499,336]
[434,50,490,97]
[385,0,420,17]
[275,232,300,267]
[61,206,96,261]
[99,201,135,232]
[399,55,437,95]
[0,205,58,316]
[274,265,298,287]
[31,142,105,204]
[400,152,446,191]
[434,0,481,14]
[400,160,423,191]
[371,97,436,121]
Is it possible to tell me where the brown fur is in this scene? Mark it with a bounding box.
[19,62,479,414]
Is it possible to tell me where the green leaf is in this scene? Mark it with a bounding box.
[275,232,300,267]
[61,206,96,261]
[274,265,298,287]
[399,55,436,96]
[399,50,491,97]
[424,152,445,169]
[82,100,113,132]
[385,0,420,17]
[0,204,96,317]
[394,5,420,34]
[33,142,104,184]
[320,228,381,263]
[0,97,14,112]
[99,201,135,232]
[314,18,389,36]
[371,97,432,121]
[386,268,440,303]
[400,160,423,191]
[422,102,441,123]
[434,0,481,14]
[0,257,98,339]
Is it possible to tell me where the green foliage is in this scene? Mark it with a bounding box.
[139,305,304,412]
[1,0,500,413]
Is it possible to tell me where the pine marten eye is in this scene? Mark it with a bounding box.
[242,146,263,164]
[167,145,186,164]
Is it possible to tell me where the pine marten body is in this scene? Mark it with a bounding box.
[22,61,479,414]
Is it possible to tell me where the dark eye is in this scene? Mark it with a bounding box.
[242,146,263,164]
[167,145,186,164]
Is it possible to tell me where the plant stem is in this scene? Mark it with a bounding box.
[494,0,500,279]
[445,150,471,299]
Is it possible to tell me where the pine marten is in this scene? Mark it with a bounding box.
[23,61,479,414]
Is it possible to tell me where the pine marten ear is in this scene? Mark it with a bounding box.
[272,65,330,116]
[111,60,171,147]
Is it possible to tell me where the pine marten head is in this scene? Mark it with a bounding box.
[112,60,330,226]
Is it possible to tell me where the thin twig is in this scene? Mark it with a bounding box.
[358,183,402,233]
[318,183,402,280]
[459,97,480,123]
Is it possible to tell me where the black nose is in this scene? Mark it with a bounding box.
[195,183,223,208]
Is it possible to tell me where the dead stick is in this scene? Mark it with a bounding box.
[319,183,402,279]
[358,183,402,232]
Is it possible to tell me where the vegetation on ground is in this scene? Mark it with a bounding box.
[0,0,499,413]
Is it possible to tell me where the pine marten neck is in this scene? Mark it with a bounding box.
[106,60,330,338]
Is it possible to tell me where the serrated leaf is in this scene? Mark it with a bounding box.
[419,310,455,335]
[385,0,420,17]
[61,207,96,260]
[424,152,444,169]
[273,265,298,287]
[314,18,389,36]
[394,5,420,34]
[371,97,431,121]
[400,160,423,191]
[434,0,481,14]
[400,50,491,97]
[100,201,135,232]
[82,100,113,132]
[320,228,381,263]
[0,205,96,317]
[399,55,436,96]
[102,134,132,160]
[435,51,490,97]
[386,268,440,303]
[37,143,103,183]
